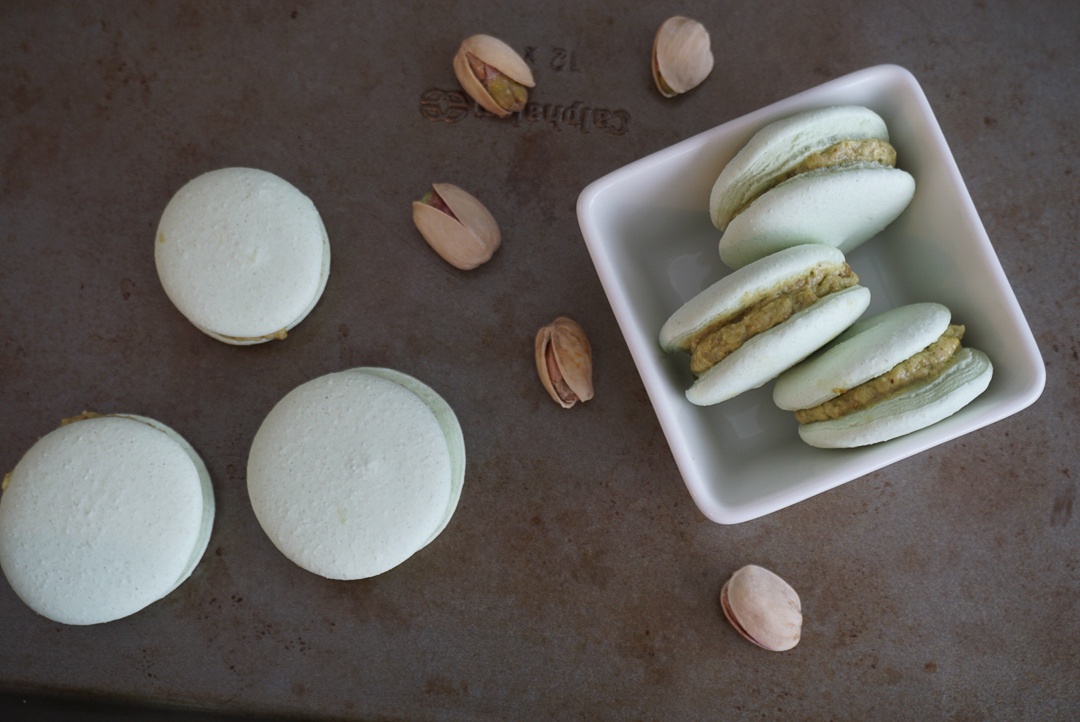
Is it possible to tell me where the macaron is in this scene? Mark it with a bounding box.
[155,167,331,344]
[247,368,465,580]
[660,244,871,406]
[773,302,993,448]
[709,106,915,269]
[0,414,214,625]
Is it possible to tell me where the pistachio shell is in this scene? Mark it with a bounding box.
[454,34,535,117]
[412,183,501,270]
[535,317,594,408]
[652,16,714,97]
[720,565,802,651]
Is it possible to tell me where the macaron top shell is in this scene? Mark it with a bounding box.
[774,303,953,411]
[247,369,458,580]
[0,415,213,625]
[155,167,330,343]
[709,105,890,230]
[660,244,850,352]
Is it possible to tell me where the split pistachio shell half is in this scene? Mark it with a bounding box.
[652,16,714,97]
[412,183,501,270]
[720,565,802,651]
[453,34,536,117]
[535,317,594,409]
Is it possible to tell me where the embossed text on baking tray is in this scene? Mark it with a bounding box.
[419,88,630,135]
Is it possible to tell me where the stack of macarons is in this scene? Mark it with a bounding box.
[660,106,992,447]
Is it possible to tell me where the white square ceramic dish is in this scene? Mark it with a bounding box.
[577,65,1045,524]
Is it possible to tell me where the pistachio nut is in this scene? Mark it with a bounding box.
[535,316,594,408]
[652,16,714,98]
[412,183,501,270]
[453,34,536,117]
[720,565,802,651]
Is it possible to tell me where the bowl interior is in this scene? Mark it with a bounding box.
[578,64,1045,524]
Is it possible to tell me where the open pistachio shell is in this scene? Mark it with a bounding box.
[720,564,802,651]
[453,34,536,117]
[411,183,501,270]
[535,316,594,408]
[652,16,714,97]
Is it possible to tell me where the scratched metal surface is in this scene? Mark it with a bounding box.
[1,1,1078,719]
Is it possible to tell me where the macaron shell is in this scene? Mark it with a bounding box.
[773,303,953,411]
[659,244,848,352]
[686,285,871,406]
[351,367,465,548]
[718,164,915,270]
[798,347,993,448]
[709,105,890,230]
[247,369,454,580]
[0,416,211,625]
[155,167,330,343]
[120,414,216,589]
[203,227,331,346]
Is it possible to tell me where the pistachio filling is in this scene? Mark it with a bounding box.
[785,138,896,179]
[61,410,104,426]
[686,263,859,376]
[732,138,898,220]
[467,53,528,113]
[218,328,289,343]
[794,324,966,424]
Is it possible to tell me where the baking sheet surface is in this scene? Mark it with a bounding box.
[2,2,1078,719]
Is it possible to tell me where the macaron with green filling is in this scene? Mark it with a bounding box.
[660,244,871,406]
[709,106,915,269]
[773,302,993,448]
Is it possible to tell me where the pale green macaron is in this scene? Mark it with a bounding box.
[155,167,331,344]
[660,244,871,406]
[709,106,915,269]
[0,414,215,625]
[774,303,993,448]
[247,368,465,580]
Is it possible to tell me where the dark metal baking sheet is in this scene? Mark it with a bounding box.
[2,1,1078,719]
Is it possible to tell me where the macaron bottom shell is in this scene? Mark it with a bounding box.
[246,368,463,581]
[0,415,214,625]
[798,347,993,448]
[717,164,915,270]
